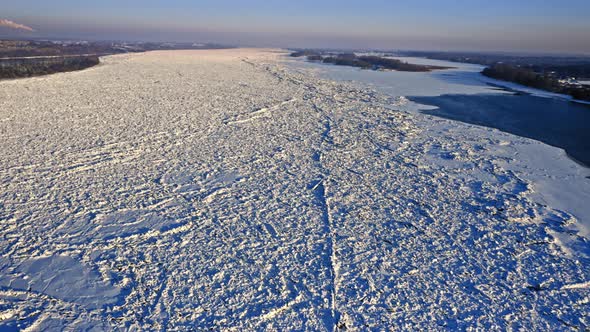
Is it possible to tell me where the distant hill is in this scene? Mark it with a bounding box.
[0,39,231,59]
[0,39,232,79]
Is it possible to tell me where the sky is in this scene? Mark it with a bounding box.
[2,0,590,54]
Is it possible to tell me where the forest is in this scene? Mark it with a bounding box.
[482,64,590,101]
[0,56,100,79]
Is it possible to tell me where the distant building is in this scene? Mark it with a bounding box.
[558,78,582,86]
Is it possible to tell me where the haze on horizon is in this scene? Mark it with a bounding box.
[2,0,590,55]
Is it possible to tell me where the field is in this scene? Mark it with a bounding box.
[0,49,588,330]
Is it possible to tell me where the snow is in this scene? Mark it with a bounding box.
[0,49,589,330]
[285,56,497,98]
[287,55,590,104]
[285,54,590,236]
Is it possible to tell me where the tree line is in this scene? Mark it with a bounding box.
[482,64,590,102]
[0,56,100,79]
[291,51,452,72]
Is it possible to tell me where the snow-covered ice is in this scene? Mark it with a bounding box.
[0,49,589,330]
[286,54,590,236]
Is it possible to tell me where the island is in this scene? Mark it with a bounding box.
[291,51,453,72]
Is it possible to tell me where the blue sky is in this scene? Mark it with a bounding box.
[2,0,590,53]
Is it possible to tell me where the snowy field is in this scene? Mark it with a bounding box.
[0,49,589,330]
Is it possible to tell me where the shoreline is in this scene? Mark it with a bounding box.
[284,50,590,232]
[0,55,101,80]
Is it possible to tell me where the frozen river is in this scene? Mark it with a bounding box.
[0,49,588,330]
[285,54,590,235]
[287,55,590,167]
